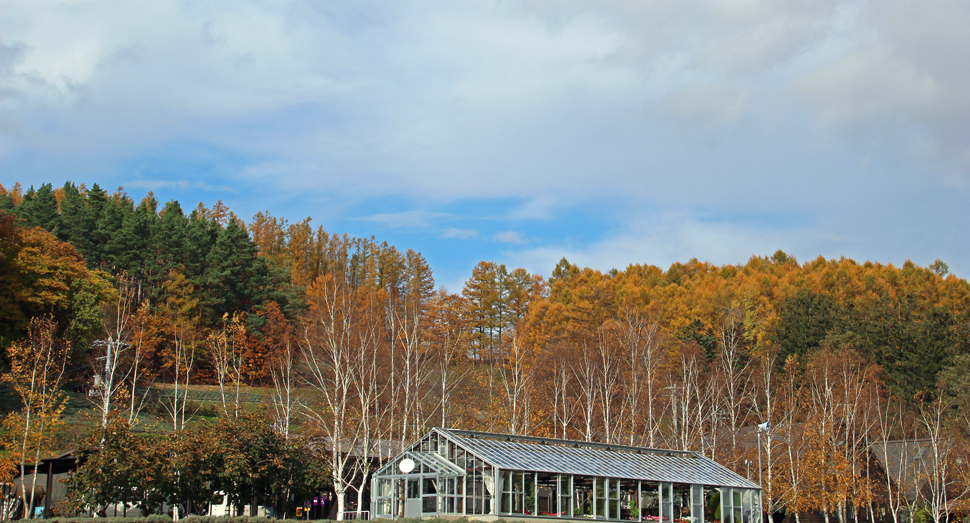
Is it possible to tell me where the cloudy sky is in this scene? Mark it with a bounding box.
[2,0,968,290]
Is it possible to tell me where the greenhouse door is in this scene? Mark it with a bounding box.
[404,478,422,518]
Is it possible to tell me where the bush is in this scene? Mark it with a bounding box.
[911,507,932,523]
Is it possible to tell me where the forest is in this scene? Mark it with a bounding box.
[1,181,970,522]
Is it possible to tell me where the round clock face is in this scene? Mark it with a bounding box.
[399,458,415,473]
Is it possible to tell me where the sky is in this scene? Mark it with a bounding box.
[2,0,968,292]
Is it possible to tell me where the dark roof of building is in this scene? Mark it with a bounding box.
[869,439,940,502]
[435,428,759,490]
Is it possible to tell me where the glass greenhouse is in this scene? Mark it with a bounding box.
[371,428,761,521]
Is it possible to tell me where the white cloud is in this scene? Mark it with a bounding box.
[505,211,795,275]
[5,0,968,196]
[442,227,478,239]
[493,231,527,245]
[353,210,450,230]
[504,198,970,279]
[125,179,237,193]
[1,0,968,278]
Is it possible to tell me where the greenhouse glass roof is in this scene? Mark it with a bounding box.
[436,428,759,489]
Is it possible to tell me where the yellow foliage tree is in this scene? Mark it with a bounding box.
[1,315,69,517]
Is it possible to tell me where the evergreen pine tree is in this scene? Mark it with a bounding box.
[84,184,110,268]
[202,216,257,322]
[56,182,93,262]
[151,200,189,290]
[17,183,60,232]
[95,192,132,272]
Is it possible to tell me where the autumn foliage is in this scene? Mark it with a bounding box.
[2,181,970,521]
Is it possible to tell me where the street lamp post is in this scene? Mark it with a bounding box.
[756,432,762,487]
[756,422,769,489]
[756,422,770,523]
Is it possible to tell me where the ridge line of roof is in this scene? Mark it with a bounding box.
[435,427,700,458]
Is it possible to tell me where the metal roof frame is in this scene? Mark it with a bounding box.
[430,427,759,490]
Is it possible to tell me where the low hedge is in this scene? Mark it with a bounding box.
[9,518,515,523]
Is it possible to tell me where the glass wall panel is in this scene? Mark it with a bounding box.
[619,480,638,521]
[742,490,755,523]
[641,482,659,521]
[674,484,691,522]
[661,483,674,523]
[537,473,559,516]
[720,488,731,523]
[463,456,485,515]
[377,498,391,516]
[560,475,573,517]
[525,472,535,515]
[374,478,394,517]
[407,479,420,499]
[422,477,438,514]
[443,478,456,515]
[575,476,594,517]
[691,485,705,523]
[501,471,529,514]
[704,489,719,523]
[501,471,512,514]
[608,479,620,520]
[484,463,494,514]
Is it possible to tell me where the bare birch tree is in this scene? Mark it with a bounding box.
[91,273,138,427]
[872,392,910,523]
[349,290,390,519]
[571,340,600,442]
[387,249,434,442]
[594,326,624,444]
[677,343,705,452]
[916,390,969,523]
[777,354,808,523]
[208,312,248,418]
[301,273,362,521]
[613,305,663,447]
[426,291,470,429]
[270,338,300,440]
[498,334,534,435]
[716,303,752,462]
[159,268,198,433]
[552,352,577,439]
[751,350,784,516]
[126,302,154,424]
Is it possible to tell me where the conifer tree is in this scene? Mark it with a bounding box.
[55,182,93,260]
[16,184,59,233]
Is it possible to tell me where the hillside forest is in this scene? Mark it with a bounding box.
[1,181,970,522]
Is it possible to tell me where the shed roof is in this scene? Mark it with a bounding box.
[435,428,759,490]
